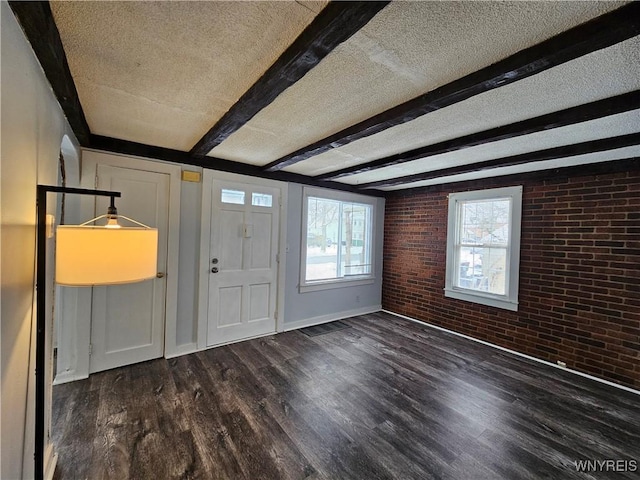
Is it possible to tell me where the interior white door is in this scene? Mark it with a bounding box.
[207,180,280,346]
[89,165,169,373]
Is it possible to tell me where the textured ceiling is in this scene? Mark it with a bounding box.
[48,0,639,192]
[208,0,627,164]
[293,37,640,178]
[51,1,325,151]
[338,110,640,186]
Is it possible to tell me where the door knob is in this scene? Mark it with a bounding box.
[156,272,165,278]
[211,267,219,273]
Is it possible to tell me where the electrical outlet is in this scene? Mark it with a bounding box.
[356,295,360,303]
[557,360,567,368]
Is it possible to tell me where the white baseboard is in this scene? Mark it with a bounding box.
[284,305,382,332]
[383,309,640,396]
[165,342,198,359]
[53,371,88,385]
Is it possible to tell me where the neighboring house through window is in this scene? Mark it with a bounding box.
[301,187,375,292]
[445,185,523,311]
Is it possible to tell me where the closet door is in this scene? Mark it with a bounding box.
[90,165,169,373]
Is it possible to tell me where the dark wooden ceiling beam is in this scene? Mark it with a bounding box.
[264,2,640,172]
[90,135,385,197]
[387,157,640,197]
[8,1,91,146]
[357,132,640,189]
[190,1,390,157]
[317,91,640,181]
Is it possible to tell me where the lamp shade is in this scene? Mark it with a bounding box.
[55,226,158,286]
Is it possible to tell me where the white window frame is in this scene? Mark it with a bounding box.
[445,185,523,311]
[300,187,376,293]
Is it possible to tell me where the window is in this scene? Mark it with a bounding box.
[445,186,522,311]
[301,187,375,291]
[221,189,245,204]
[252,192,273,207]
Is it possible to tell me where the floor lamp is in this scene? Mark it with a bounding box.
[35,185,158,480]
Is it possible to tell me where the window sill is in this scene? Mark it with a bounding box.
[299,277,375,293]
[444,288,518,312]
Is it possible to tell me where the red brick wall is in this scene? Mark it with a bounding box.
[383,165,640,389]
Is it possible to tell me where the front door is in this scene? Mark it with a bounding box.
[89,164,169,373]
[207,180,280,346]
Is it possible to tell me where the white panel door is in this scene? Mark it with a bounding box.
[90,165,169,373]
[207,180,280,346]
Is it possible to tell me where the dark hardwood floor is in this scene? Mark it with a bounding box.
[52,312,640,480]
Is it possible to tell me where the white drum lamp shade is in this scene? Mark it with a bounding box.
[55,226,158,286]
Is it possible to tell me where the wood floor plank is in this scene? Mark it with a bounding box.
[294,401,396,480]
[312,389,435,480]
[486,405,638,480]
[126,361,197,480]
[87,369,132,480]
[445,452,507,480]
[261,394,354,480]
[227,339,273,374]
[52,390,99,480]
[52,312,640,479]
[311,330,503,439]
[177,354,247,479]
[201,347,316,480]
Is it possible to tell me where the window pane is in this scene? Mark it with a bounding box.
[457,197,510,295]
[221,189,245,205]
[457,246,506,294]
[251,192,272,207]
[305,197,340,281]
[460,198,510,247]
[457,245,483,289]
[483,247,507,295]
[304,196,373,283]
[342,203,372,276]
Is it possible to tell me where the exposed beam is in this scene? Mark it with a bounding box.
[357,132,640,189]
[90,135,385,197]
[317,91,640,180]
[190,1,390,157]
[264,2,640,172]
[386,157,640,197]
[9,1,91,146]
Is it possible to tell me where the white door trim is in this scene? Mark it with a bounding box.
[79,149,182,360]
[198,170,287,350]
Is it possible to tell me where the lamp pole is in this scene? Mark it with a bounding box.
[34,185,121,480]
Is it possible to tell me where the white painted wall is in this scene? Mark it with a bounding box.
[1,4,80,478]
[172,174,386,348]
[54,140,83,384]
[175,169,202,349]
[283,184,385,328]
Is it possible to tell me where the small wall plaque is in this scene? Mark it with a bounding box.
[181,170,201,183]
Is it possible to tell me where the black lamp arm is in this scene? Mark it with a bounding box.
[34,185,121,480]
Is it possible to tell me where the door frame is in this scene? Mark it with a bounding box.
[197,170,288,350]
[76,149,182,369]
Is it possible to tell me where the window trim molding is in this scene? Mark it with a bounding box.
[444,185,523,311]
[300,186,376,292]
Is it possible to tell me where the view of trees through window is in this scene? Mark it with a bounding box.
[457,198,511,295]
[305,196,372,282]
